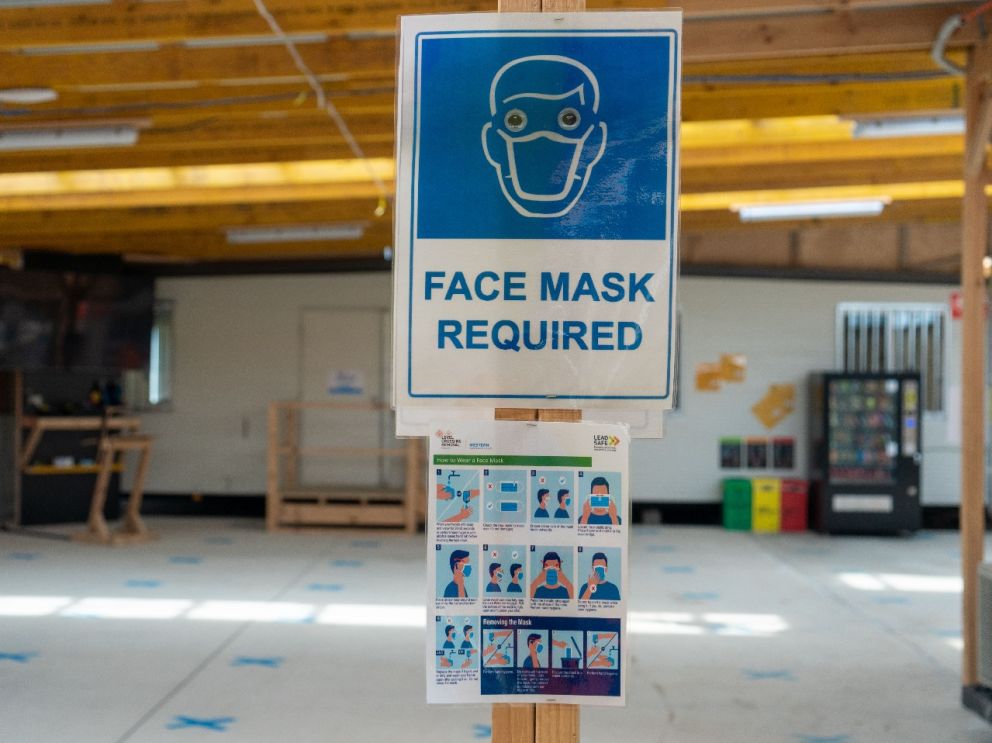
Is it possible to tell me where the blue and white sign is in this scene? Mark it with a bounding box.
[393,12,681,432]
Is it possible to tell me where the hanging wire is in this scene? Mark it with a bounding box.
[931,1,992,77]
[251,0,389,217]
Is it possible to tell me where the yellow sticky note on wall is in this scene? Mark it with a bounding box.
[695,362,722,392]
[752,384,796,429]
[720,354,747,383]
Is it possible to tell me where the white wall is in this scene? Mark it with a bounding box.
[141,273,962,505]
[632,276,961,506]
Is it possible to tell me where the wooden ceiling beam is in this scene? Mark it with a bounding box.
[0,40,396,88]
[0,181,393,213]
[0,142,396,174]
[0,199,389,235]
[0,2,977,58]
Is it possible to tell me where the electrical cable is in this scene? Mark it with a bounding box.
[931,1,992,78]
[251,0,388,216]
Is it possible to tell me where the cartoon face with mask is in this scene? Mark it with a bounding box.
[482,55,607,218]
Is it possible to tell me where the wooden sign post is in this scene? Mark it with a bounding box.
[493,2,585,740]
[493,408,582,742]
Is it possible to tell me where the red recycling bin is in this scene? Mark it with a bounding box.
[780,479,808,532]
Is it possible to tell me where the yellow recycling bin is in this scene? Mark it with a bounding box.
[751,478,781,533]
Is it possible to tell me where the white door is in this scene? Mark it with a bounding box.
[298,307,399,488]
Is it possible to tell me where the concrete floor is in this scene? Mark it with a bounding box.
[1,519,990,743]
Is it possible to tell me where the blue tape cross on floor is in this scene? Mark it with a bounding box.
[473,724,492,739]
[6,552,40,561]
[331,560,364,568]
[169,556,203,565]
[678,591,720,602]
[125,579,162,588]
[232,657,284,668]
[167,716,235,732]
[306,583,344,592]
[0,652,38,663]
[743,669,795,681]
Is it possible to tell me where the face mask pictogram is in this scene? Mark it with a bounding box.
[482,55,607,219]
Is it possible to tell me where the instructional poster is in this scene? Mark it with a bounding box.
[427,420,629,706]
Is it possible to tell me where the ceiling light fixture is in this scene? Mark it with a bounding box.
[183,32,327,49]
[0,87,58,104]
[732,198,891,223]
[851,114,965,139]
[225,223,368,245]
[20,40,160,56]
[0,125,139,152]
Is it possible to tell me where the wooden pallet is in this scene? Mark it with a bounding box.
[266,401,424,533]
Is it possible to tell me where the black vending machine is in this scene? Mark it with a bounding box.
[809,372,922,534]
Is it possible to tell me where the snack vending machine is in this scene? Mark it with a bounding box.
[809,372,922,534]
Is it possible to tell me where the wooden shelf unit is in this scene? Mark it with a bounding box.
[266,400,425,533]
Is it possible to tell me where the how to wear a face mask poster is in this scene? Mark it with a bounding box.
[427,420,629,706]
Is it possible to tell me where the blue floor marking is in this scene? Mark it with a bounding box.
[873,596,910,605]
[169,556,203,565]
[679,591,719,601]
[125,579,162,588]
[0,652,38,663]
[167,716,235,732]
[662,565,695,574]
[473,724,492,739]
[743,668,795,681]
[331,559,364,568]
[232,657,284,668]
[306,583,344,592]
[7,552,40,560]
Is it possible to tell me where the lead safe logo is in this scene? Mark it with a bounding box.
[593,434,620,452]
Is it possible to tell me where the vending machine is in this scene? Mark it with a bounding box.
[809,372,922,534]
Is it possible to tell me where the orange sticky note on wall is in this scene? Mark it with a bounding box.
[695,362,722,392]
[752,384,796,429]
[720,354,747,383]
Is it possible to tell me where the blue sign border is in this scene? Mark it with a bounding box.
[407,28,680,401]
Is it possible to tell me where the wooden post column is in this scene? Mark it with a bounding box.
[961,36,992,689]
[492,1,585,739]
[492,407,582,743]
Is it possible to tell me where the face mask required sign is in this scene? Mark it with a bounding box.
[393,12,682,427]
[427,420,629,706]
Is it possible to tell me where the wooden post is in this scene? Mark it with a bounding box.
[491,1,584,737]
[266,402,280,532]
[492,407,582,743]
[960,37,992,689]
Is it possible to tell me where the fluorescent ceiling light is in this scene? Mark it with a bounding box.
[0,87,58,104]
[184,32,327,49]
[852,114,964,139]
[20,40,159,56]
[0,126,139,152]
[733,198,890,222]
[225,223,368,245]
